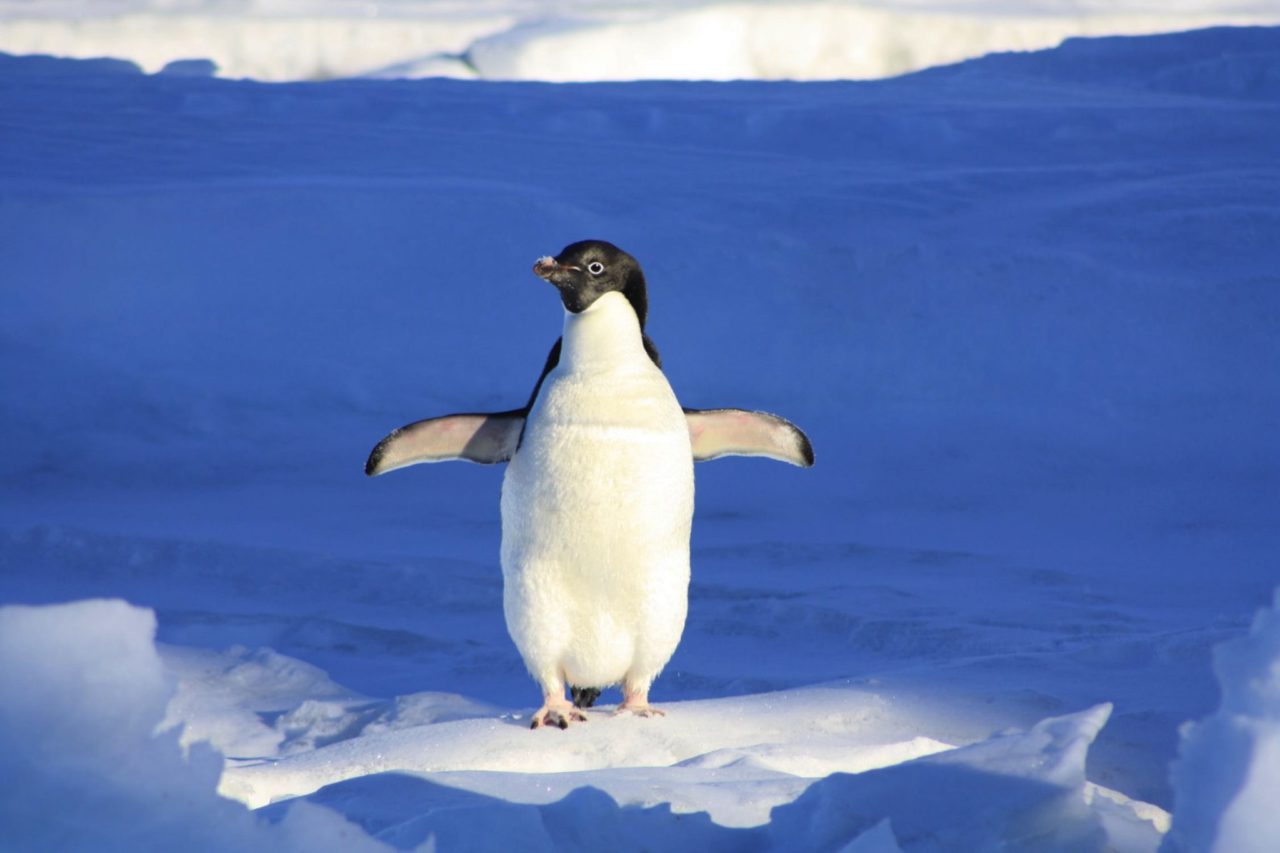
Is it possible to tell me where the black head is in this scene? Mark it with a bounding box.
[532,240,649,328]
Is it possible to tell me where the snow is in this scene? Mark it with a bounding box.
[1162,590,1280,853]
[462,4,1280,83]
[0,0,1278,81]
[0,598,1158,849]
[1,15,1279,852]
[0,600,389,852]
[767,704,1116,850]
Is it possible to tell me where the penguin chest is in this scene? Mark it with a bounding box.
[499,366,694,684]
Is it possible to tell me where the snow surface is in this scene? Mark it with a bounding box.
[2,21,1279,852]
[0,600,389,852]
[1162,589,1280,853]
[1,0,1279,81]
[1,599,1159,850]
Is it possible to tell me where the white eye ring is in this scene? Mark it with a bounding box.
[587,261,605,275]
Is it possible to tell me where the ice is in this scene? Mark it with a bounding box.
[1162,590,1280,853]
[767,705,1114,851]
[0,600,388,852]
[0,600,1165,849]
[160,643,360,757]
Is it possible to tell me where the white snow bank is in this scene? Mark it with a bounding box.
[1162,588,1280,853]
[769,704,1116,850]
[0,598,1167,850]
[0,8,507,80]
[465,4,1279,82]
[238,699,1165,851]
[219,685,957,818]
[162,642,503,761]
[161,643,362,759]
[0,599,388,852]
[0,0,1277,81]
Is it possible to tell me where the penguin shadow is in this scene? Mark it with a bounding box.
[257,759,1099,851]
[259,772,764,851]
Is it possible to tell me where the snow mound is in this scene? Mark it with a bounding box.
[0,599,1165,850]
[1162,588,1280,852]
[464,4,1278,82]
[0,599,387,852]
[238,701,1165,851]
[0,0,1277,81]
[161,643,362,759]
[218,686,954,816]
[0,6,504,81]
[769,704,1116,851]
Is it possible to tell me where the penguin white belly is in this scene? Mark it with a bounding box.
[363,243,812,728]
[499,297,693,695]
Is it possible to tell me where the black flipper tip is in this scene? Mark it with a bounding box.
[364,440,388,476]
[797,428,815,468]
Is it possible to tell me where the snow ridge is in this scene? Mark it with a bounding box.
[0,0,1278,80]
[1162,590,1280,853]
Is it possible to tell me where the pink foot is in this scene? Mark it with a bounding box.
[615,686,666,718]
[530,701,587,730]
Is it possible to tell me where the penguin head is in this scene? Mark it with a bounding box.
[533,240,648,327]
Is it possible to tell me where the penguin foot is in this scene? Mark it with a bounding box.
[614,686,665,712]
[530,703,588,730]
[615,685,664,718]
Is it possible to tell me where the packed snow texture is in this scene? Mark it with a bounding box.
[0,600,389,852]
[1,21,1278,853]
[1161,590,1280,853]
[0,598,1162,851]
[1,0,1279,80]
[461,3,1280,83]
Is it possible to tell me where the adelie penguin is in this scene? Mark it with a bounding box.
[366,240,813,729]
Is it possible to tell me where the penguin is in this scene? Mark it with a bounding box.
[366,240,813,729]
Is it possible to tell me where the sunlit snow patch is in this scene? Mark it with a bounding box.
[0,0,1277,80]
[464,3,1280,82]
[0,598,1175,850]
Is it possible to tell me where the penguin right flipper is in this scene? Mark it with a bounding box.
[365,411,525,475]
[684,408,815,468]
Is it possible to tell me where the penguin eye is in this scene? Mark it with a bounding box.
[587,261,605,275]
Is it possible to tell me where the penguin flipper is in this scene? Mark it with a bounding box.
[684,408,814,468]
[365,411,525,475]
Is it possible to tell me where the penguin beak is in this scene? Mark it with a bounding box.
[533,256,579,281]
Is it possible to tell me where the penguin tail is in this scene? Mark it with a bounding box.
[570,686,602,709]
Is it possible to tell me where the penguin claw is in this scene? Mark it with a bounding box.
[530,705,588,730]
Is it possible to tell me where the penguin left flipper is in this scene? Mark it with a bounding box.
[684,408,815,468]
[365,411,525,476]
